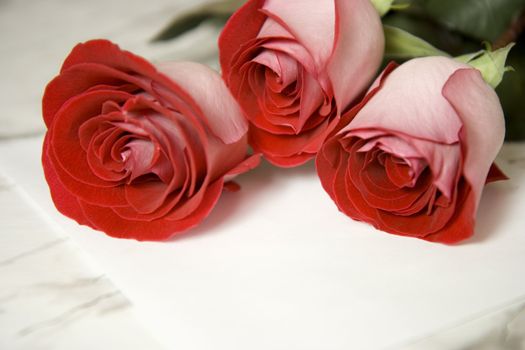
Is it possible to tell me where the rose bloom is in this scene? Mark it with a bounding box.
[42,40,259,241]
[219,0,384,167]
[317,57,507,243]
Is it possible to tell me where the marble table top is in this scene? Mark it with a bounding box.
[2,137,525,350]
[1,0,525,349]
[0,170,164,350]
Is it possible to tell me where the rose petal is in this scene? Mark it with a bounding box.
[442,68,506,211]
[61,39,157,77]
[124,181,169,214]
[261,0,335,71]
[157,62,248,145]
[80,179,224,241]
[264,152,315,168]
[424,183,476,244]
[334,62,398,135]
[224,154,262,180]
[327,0,384,112]
[43,63,151,127]
[51,90,130,187]
[257,16,294,40]
[297,70,325,131]
[375,183,459,238]
[219,0,267,79]
[42,133,92,227]
[486,163,508,183]
[260,39,317,77]
[250,118,332,158]
[348,57,468,145]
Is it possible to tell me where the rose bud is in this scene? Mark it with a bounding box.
[42,40,260,241]
[219,0,384,167]
[316,57,507,244]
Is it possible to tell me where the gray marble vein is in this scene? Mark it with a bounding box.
[31,275,106,290]
[17,290,121,337]
[0,180,164,349]
[0,238,68,267]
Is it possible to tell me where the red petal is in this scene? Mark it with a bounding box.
[250,116,335,162]
[423,183,475,244]
[224,181,241,192]
[43,63,148,128]
[264,152,314,168]
[125,181,169,215]
[328,0,384,112]
[219,0,266,79]
[316,139,339,203]
[61,39,157,77]
[51,90,129,185]
[79,179,224,241]
[157,62,248,145]
[375,185,459,238]
[225,154,262,178]
[332,62,398,136]
[42,133,92,227]
[486,163,508,183]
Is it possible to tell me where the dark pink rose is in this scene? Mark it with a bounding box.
[219,0,384,167]
[42,40,260,241]
[317,57,507,243]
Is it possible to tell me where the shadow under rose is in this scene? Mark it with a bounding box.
[462,183,516,245]
[169,159,318,242]
[461,143,525,245]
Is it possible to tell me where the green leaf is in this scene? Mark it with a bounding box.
[390,3,411,11]
[152,0,243,42]
[459,43,515,88]
[371,0,410,16]
[370,0,395,16]
[383,13,480,56]
[409,0,525,42]
[383,25,450,60]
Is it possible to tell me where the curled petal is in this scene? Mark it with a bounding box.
[261,0,335,71]
[42,133,92,227]
[42,39,256,240]
[44,57,154,127]
[442,68,506,211]
[348,57,468,144]
[80,179,225,241]
[224,154,262,181]
[219,0,267,79]
[157,62,248,145]
[328,0,384,111]
[316,57,506,244]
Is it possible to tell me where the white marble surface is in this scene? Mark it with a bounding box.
[403,297,525,349]
[0,172,164,350]
[2,136,525,350]
[0,1,218,348]
[2,0,525,349]
[0,0,220,138]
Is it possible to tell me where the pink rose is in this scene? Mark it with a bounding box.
[317,57,507,243]
[42,40,259,241]
[219,0,384,167]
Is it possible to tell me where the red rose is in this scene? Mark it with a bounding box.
[42,40,260,241]
[317,57,507,243]
[219,0,384,167]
